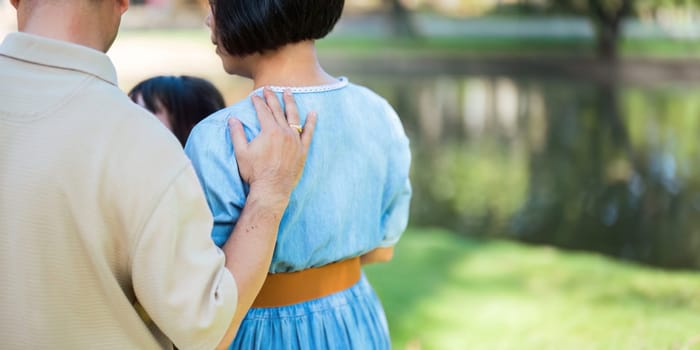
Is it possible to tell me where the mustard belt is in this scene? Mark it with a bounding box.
[252,257,361,308]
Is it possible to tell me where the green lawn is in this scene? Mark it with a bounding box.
[319,37,700,59]
[364,228,700,350]
[317,37,597,57]
[117,29,700,59]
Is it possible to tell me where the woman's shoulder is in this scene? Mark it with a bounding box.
[185,98,258,158]
[344,82,386,101]
[343,82,397,114]
[189,98,258,137]
[343,81,404,130]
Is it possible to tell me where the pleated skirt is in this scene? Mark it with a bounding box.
[229,273,391,349]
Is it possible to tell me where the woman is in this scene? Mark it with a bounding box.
[185,1,412,348]
[129,75,226,146]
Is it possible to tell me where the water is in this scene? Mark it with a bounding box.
[343,71,700,270]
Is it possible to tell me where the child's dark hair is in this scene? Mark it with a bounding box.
[212,0,344,56]
[129,75,226,146]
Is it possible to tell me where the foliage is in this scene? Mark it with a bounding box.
[505,0,700,16]
[502,0,700,58]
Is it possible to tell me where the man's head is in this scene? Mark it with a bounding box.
[10,0,129,52]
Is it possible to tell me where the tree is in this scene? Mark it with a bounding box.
[550,0,632,60]
[545,0,699,60]
[588,0,633,60]
[385,0,418,37]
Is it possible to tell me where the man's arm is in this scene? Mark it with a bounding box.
[215,89,317,349]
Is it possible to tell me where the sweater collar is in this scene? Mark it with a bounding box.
[0,32,118,86]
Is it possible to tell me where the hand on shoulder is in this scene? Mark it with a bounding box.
[228,88,317,204]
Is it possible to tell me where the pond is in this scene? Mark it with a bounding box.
[135,52,700,271]
[336,64,700,270]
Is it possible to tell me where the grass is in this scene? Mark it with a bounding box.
[317,36,597,57]
[319,37,700,59]
[621,38,700,59]
[116,28,700,59]
[364,227,700,350]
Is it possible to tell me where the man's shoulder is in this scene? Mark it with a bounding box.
[82,82,177,138]
[75,81,188,170]
[83,81,151,118]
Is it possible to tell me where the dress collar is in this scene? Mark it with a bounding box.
[252,77,349,95]
[0,32,118,86]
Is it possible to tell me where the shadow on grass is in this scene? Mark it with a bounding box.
[363,227,484,347]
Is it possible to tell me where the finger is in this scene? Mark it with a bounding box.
[282,89,300,126]
[300,111,317,150]
[251,94,276,131]
[228,118,248,154]
[263,88,286,126]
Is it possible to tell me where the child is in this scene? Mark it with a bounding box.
[129,75,226,146]
[185,1,412,348]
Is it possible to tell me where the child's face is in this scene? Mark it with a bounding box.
[135,94,172,131]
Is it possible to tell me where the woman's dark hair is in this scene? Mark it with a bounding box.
[129,76,226,146]
[212,0,345,56]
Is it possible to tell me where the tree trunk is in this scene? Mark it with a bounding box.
[587,0,632,61]
[595,19,620,61]
[386,0,417,37]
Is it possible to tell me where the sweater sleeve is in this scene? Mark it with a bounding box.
[130,165,237,350]
[185,118,248,247]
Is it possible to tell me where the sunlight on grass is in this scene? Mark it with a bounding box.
[364,228,700,350]
[115,29,700,59]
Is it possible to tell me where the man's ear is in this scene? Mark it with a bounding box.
[116,0,129,14]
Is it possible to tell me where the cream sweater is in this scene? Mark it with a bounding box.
[0,33,236,350]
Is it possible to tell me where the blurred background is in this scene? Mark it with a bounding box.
[3,0,700,348]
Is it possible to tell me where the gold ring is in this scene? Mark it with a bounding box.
[288,123,303,134]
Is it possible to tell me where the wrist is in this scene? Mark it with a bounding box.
[247,182,292,212]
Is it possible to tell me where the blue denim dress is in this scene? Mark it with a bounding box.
[185,78,412,349]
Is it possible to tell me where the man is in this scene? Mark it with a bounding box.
[0,0,316,349]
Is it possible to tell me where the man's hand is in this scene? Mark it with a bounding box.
[228,88,317,200]
[215,89,317,348]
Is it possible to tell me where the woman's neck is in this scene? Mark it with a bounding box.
[250,41,337,90]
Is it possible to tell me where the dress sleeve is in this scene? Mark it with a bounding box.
[130,165,237,350]
[185,119,248,247]
[379,103,413,247]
